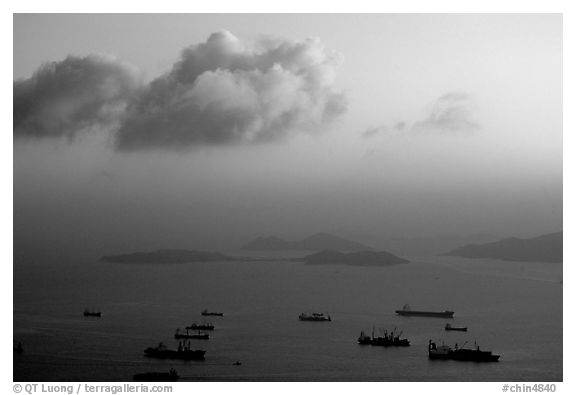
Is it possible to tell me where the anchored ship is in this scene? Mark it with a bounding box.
[83,309,102,317]
[395,304,454,318]
[357,327,410,347]
[428,340,500,362]
[299,312,331,321]
[201,309,224,316]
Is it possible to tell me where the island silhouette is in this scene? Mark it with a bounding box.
[441,231,562,263]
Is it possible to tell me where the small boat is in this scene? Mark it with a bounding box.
[299,312,331,321]
[201,309,224,316]
[445,323,467,332]
[83,309,102,317]
[233,361,242,366]
[133,369,179,381]
[144,342,206,360]
[357,328,410,347]
[428,340,499,362]
[395,304,454,318]
[186,323,214,331]
[174,328,210,340]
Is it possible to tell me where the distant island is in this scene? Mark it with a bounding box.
[300,250,409,267]
[99,245,408,267]
[241,232,373,252]
[100,249,239,264]
[441,231,562,263]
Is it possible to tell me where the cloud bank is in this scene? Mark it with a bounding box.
[14,31,347,151]
[14,55,140,139]
[116,31,346,150]
[361,93,479,139]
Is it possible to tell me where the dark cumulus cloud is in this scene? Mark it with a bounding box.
[413,92,480,133]
[14,31,346,150]
[14,55,140,139]
[115,30,347,151]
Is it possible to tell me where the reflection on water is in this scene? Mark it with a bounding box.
[14,254,562,381]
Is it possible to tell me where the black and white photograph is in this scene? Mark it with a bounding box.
[10,8,565,386]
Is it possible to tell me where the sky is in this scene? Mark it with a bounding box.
[12,14,563,259]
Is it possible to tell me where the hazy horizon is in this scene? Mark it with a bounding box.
[13,14,562,261]
[12,13,563,384]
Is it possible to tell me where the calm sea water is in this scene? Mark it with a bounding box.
[13,254,562,381]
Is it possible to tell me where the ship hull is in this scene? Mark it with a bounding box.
[299,317,331,321]
[174,334,209,340]
[144,348,206,360]
[428,352,452,360]
[451,349,500,362]
[370,339,410,347]
[451,354,500,362]
[428,345,500,362]
[357,332,410,347]
[396,310,454,318]
[429,351,500,362]
[186,325,214,331]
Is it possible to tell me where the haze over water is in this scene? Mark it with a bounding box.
[14,254,562,381]
[13,14,562,382]
[14,14,562,256]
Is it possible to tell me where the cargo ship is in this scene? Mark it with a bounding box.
[428,340,500,362]
[299,312,331,321]
[395,304,454,318]
[201,309,224,316]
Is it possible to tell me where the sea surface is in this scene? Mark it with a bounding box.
[13,253,562,381]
